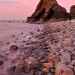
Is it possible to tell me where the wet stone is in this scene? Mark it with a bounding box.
[60,52,71,63]
[55,64,74,75]
[42,62,53,69]
[21,32,23,34]
[47,55,60,65]
[63,38,72,46]
[7,66,16,73]
[11,35,15,38]
[42,67,49,73]
[9,45,18,52]
[6,42,10,44]
[24,57,38,73]
[0,60,4,66]
[70,60,75,66]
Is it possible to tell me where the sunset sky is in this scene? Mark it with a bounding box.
[0,0,75,20]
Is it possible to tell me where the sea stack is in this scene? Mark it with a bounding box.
[70,5,75,19]
[27,0,69,23]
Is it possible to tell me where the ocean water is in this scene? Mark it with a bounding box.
[0,22,43,75]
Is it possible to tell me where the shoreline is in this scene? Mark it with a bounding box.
[0,20,75,75]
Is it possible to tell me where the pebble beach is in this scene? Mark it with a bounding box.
[0,20,75,75]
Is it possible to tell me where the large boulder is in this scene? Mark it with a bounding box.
[27,0,68,23]
[70,5,75,19]
[24,57,38,73]
[55,64,74,75]
[9,45,18,52]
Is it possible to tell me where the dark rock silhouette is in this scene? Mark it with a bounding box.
[27,0,70,23]
[70,5,75,19]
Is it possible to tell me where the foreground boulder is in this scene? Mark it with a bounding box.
[55,64,74,75]
[47,55,60,65]
[27,0,69,23]
[24,57,38,73]
[9,45,18,52]
[0,60,4,66]
[70,5,75,19]
[42,62,53,73]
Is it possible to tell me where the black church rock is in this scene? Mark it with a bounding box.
[27,0,72,23]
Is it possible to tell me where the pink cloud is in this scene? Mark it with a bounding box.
[0,0,75,20]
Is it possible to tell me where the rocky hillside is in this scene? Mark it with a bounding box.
[27,0,75,23]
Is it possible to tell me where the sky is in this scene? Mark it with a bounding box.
[0,0,75,20]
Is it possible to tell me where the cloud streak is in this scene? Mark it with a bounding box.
[0,0,22,9]
[0,0,19,4]
[0,0,39,20]
[0,0,75,20]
